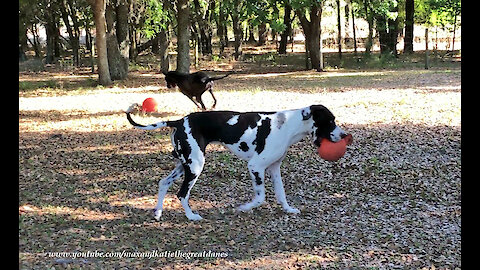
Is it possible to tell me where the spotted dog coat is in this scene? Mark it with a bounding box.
[126,105,347,221]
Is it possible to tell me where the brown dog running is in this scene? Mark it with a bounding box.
[162,70,232,110]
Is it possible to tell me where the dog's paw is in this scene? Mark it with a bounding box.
[237,203,254,212]
[284,207,300,214]
[153,209,162,221]
[186,213,203,221]
[237,205,250,212]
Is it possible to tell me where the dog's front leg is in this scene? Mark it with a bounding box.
[238,163,267,212]
[267,161,300,214]
[185,95,203,110]
[154,163,184,221]
[195,96,207,111]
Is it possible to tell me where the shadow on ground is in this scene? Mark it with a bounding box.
[19,121,460,269]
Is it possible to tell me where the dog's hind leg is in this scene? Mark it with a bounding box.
[208,89,217,109]
[238,163,267,212]
[267,160,300,214]
[177,155,205,221]
[187,95,203,110]
[154,162,184,221]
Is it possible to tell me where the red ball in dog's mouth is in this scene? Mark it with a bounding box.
[317,134,353,161]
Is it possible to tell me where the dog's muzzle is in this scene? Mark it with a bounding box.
[313,126,347,146]
[330,126,347,142]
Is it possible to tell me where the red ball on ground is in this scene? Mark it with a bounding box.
[142,97,158,112]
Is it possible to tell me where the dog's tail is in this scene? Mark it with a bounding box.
[206,71,233,82]
[125,104,173,130]
[126,112,169,130]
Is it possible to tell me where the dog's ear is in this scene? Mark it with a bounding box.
[310,105,329,123]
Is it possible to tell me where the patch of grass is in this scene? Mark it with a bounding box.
[19,80,60,91]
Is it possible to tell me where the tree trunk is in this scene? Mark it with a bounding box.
[45,16,57,64]
[89,0,112,86]
[232,12,243,60]
[105,2,129,81]
[376,15,388,54]
[377,3,399,56]
[223,24,228,47]
[206,0,215,54]
[176,0,190,73]
[19,23,28,61]
[85,22,92,53]
[158,29,170,72]
[54,21,61,58]
[404,0,414,53]
[217,2,227,54]
[344,0,350,38]
[279,1,292,54]
[296,5,323,71]
[60,0,80,66]
[363,0,373,54]
[336,0,342,59]
[258,23,267,46]
[129,26,137,61]
[191,24,200,67]
[387,8,399,56]
[30,24,43,58]
[452,12,457,51]
[192,0,213,55]
[247,25,256,44]
[152,35,159,54]
[351,2,358,55]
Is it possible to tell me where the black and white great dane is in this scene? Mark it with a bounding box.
[126,105,347,221]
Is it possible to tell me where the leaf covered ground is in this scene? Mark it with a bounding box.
[19,54,461,269]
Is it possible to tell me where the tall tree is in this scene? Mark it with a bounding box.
[19,0,34,61]
[374,0,399,55]
[404,0,414,53]
[105,0,130,80]
[216,1,228,55]
[362,0,374,54]
[42,0,61,64]
[88,0,112,86]
[229,0,244,60]
[336,0,342,59]
[176,0,190,73]
[59,0,81,66]
[348,0,358,55]
[192,0,214,55]
[294,0,324,71]
[279,0,293,54]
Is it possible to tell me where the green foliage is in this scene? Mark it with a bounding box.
[140,0,170,39]
[415,0,460,29]
[291,0,322,10]
[246,0,269,26]
[270,18,287,33]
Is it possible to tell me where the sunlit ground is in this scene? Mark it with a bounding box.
[19,69,461,131]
